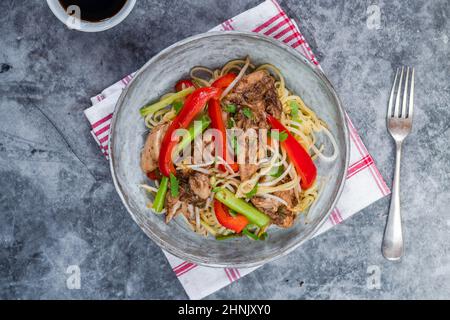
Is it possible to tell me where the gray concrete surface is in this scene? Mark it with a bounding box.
[0,0,449,299]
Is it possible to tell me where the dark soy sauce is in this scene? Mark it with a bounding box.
[58,0,128,22]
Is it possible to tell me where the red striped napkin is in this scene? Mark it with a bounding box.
[84,0,390,299]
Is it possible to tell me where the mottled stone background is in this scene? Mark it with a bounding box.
[0,0,448,299]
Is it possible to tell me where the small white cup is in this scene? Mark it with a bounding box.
[46,0,136,32]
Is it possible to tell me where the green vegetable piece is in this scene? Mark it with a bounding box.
[245,184,258,198]
[214,188,270,228]
[242,107,253,119]
[175,115,211,153]
[228,209,238,217]
[290,101,299,118]
[215,234,241,241]
[270,166,284,178]
[227,118,236,129]
[139,87,195,117]
[152,176,169,213]
[278,131,288,142]
[170,173,179,197]
[225,104,237,113]
[259,232,268,241]
[173,100,184,114]
[270,130,288,142]
[242,226,259,241]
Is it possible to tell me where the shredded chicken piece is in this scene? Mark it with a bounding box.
[251,179,297,228]
[223,70,283,183]
[165,193,185,223]
[188,172,211,200]
[224,70,282,130]
[251,196,280,215]
[274,188,298,210]
[140,123,169,173]
[164,171,212,224]
[239,164,258,182]
[252,195,294,228]
[271,208,295,228]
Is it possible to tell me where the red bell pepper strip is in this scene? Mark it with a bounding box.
[266,115,317,189]
[159,87,221,177]
[213,199,248,233]
[209,73,239,172]
[175,79,194,92]
[211,73,236,89]
[208,99,239,172]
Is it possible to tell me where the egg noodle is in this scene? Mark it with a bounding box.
[141,58,337,237]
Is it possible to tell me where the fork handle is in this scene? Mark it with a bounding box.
[382,141,404,260]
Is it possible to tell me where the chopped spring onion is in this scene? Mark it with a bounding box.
[289,101,299,119]
[227,117,236,129]
[173,100,184,114]
[242,226,259,240]
[278,131,288,142]
[140,87,195,117]
[259,232,268,241]
[245,184,258,198]
[152,176,169,213]
[242,224,267,241]
[269,166,284,178]
[225,104,237,113]
[269,130,288,142]
[215,234,241,241]
[214,188,270,228]
[242,107,253,119]
[228,209,238,217]
[169,173,179,197]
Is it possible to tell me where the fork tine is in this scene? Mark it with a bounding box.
[408,68,415,118]
[394,67,404,118]
[388,68,400,118]
[401,67,410,118]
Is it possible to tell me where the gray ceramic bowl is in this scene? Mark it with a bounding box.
[109,31,349,268]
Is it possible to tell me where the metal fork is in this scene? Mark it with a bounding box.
[382,66,415,261]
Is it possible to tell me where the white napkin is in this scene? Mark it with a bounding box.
[84,0,390,300]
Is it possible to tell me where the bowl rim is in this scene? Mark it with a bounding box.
[109,31,350,268]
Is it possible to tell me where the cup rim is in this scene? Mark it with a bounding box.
[46,0,136,32]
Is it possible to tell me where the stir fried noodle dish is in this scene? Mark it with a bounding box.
[139,57,337,241]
